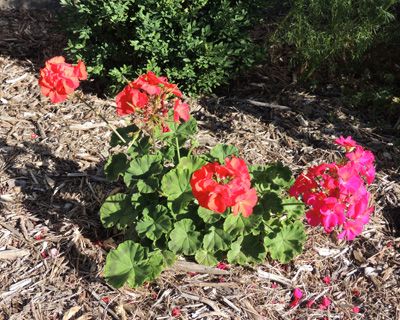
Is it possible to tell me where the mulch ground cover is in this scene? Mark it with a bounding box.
[0,10,399,320]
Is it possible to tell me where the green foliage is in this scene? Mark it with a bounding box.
[59,0,267,95]
[274,0,399,76]
[100,118,306,288]
[104,241,164,288]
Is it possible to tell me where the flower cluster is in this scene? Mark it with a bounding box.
[289,136,375,240]
[39,56,87,103]
[115,71,190,131]
[190,157,258,217]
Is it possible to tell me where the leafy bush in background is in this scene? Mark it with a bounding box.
[59,0,268,95]
[273,0,399,77]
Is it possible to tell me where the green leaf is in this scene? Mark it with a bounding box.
[170,191,193,215]
[104,153,128,181]
[195,249,218,266]
[250,163,293,193]
[100,193,136,229]
[123,154,162,186]
[137,176,159,194]
[176,156,207,174]
[202,227,231,252]
[161,250,176,267]
[127,135,151,157]
[161,168,191,200]
[131,192,160,209]
[209,144,238,163]
[127,154,162,176]
[264,221,306,263]
[168,219,201,255]
[227,234,267,265]
[282,197,305,219]
[147,250,165,279]
[104,241,152,288]
[110,125,139,147]
[198,207,222,224]
[253,192,283,221]
[266,163,293,188]
[135,205,172,241]
[227,237,248,265]
[223,213,262,237]
[174,117,198,138]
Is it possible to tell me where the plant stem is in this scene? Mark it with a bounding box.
[127,131,139,151]
[175,137,181,162]
[282,202,305,206]
[75,93,126,144]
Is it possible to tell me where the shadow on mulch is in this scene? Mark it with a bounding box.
[199,94,400,173]
[383,207,400,237]
[0,137,112,280]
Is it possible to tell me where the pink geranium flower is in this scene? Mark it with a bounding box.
[290,137,375,241]
[335,136,357,151]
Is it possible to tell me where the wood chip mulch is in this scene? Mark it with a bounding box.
[0,9,399,320]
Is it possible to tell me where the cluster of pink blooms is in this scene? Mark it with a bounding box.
[289,136,375,240]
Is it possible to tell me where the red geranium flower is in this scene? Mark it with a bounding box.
[173,99,190,123]
[39,56,87,103]
[115,71,189,130]
[190,157,257,217]
[116,84,149,116]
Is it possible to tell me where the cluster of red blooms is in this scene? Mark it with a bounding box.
[38,56,87,103]
[38,57,189,131]
[190,157,258,218]
[115,71,190,131]
[289,136,375,240]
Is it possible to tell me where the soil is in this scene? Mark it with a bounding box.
[0,9,399,320]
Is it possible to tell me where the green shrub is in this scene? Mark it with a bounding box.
[273,0,399,76]
[59,0,268,95]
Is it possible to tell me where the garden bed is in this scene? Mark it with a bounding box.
[0,10,399,320]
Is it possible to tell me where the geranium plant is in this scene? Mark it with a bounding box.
[99,74,306,288]
[38,57,375,289]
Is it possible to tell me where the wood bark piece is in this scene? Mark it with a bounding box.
[173,260,230,275]
[0,249,30,260]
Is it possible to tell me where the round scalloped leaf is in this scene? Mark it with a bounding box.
[161,168,191,200]
[104,153,128,182]
[127,135,151,157]
[135,205,172,241]
[161,250,177,267]
[227,233,267,265]
[110,124,139,147]
[198,207,222,224]
[137,176,160,194]
[170,191,193,215]
[253,191,283,221]
[147,250,165,279]
[266,163,293,188]
[168,219,201,255]
[209,144,238,163]
[100,193,137,229]
[176,156,207,174]
[175,117,198,139]
[223,213,262,237]
[282,197,305,219]
[195,249,218,266]
[227,236,248,265]
[123,154,162,186]
[264,221,306,263]
[104,241,152,288]
[250,163,293,193]
[202,227,231,252]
